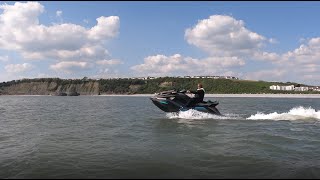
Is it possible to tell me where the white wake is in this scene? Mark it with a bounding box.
[166,109,238,120]
[247,106,320,121]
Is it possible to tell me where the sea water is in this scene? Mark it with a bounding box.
[0,96,320,178]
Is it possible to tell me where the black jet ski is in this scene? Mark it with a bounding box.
[150,89,221,115]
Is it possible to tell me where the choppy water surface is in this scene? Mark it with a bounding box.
[1,96,320,178]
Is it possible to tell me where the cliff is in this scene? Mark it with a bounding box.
[0,77,317,95]
[0,81,99,95]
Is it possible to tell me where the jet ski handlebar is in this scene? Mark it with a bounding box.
[157,89,186,95]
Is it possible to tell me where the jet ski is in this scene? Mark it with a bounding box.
[150,89,221,115]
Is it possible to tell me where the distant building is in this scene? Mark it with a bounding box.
[270,85,281,91]
[294,86,309,91]
[179,75,239,79]
[120,75,239,80]
[308,86,320,91]
[283,85,295,91]
[270,85,309,91]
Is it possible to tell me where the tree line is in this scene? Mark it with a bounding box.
[1,77,319,94]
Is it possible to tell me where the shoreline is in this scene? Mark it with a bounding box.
[2,93,320,98]
[206,94,320,98]
[99,94,320,98]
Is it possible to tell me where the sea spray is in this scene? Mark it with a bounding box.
[247,106,320,120]
[166,109,238,120]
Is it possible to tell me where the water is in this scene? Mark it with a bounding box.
[0,96,320,178]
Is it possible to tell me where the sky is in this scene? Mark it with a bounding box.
[1,1,320,85]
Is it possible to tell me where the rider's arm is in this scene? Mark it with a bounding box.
[189,90,198,94]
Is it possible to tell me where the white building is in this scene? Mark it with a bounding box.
[270,85,295,91]
[283,85,295,91]
[270,85,280,90]
[294,87,309,91]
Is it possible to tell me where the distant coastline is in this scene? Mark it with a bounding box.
[1,77,320,96]
[206,94,320,98]
[90,93,320,98]
[3,93,320,98]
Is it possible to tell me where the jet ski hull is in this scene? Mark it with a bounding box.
[150,97,181,112]
[150,93,221,115]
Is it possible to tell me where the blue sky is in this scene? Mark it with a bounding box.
[1,1,320,85]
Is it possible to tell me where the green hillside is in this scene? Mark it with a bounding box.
[0,77,318,95]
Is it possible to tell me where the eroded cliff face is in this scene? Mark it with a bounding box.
[0,81,100,95]
[55,82,100,95]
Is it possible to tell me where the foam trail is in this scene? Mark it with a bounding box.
[166,109,238,120]
[247,106,320,121]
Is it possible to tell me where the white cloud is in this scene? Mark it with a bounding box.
[56,10,63,24]
[269,38,278,44]
[103,68,109,73]
[36,73,51,78]
[22,45,111,62]
[244,69,287,82]
[5,63,33,73]
[91,68,125,79]
[83,19,89,24]
[276,37,320,84]
[201,56,245,67]
[282,37,320,64]
[0,1,121,74]
[303,74,320,80]
[131,54,245,76]
[96,59,123,65]
[56,10,62,17]
[131,14,320,85]
[50,61,92,73]
[185,15,268,57]
[253,51,280,62]
[0,2,44,28]
[130,14,320,85]
[88,16,120,41]
[132,15,267,78]
[243,37,320,84]
[0,55,9,62]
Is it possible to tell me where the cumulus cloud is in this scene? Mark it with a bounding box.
[21,45,111,62]
[132,15,266,77]
[0,1,121,75]
[56,10,63,23]
[243,37,320,84]
[5,63,33,73]
[88,16,120,41]
[131,54,245,76]
[0,55,9,62]
[50,61,93,73]
[253,51,280,62]
[0,2,44,28]
[258,37,320,74]
[244,69,287,82]
[56,10,62,17]
[269,38,278,44]
[303,74,320,80]
[276,37,320,84]
[131,14,320,85]
[185,15,268,57]
[83,19,89,24]
[282,37,320,64]
[131,15,278,79]
[96,59,123,65]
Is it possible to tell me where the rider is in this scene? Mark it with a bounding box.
[185,83,205,107]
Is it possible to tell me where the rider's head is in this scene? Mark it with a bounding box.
[198,83,203,88]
